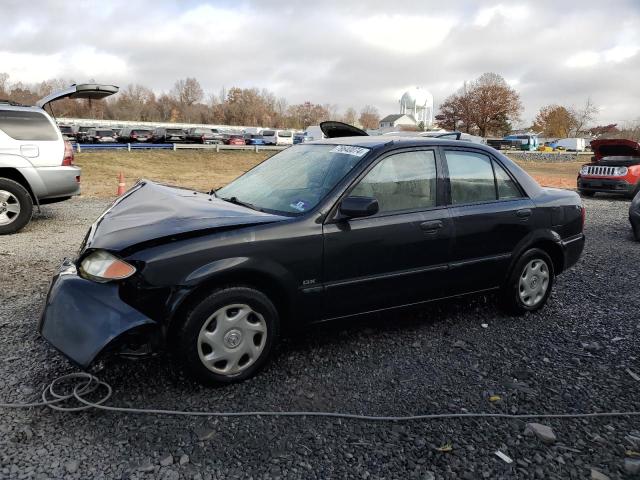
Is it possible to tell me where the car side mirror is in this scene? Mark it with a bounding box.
[339,196,379,219]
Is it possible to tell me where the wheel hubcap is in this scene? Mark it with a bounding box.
[197,304,267,376]
[0,190,20,226]
[518,259,550,307]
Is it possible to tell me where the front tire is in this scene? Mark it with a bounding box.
[0,178,33,235]
[500,248,554,315]
[176,286,279,385]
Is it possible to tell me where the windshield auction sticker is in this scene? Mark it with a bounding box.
[330,145,369,157]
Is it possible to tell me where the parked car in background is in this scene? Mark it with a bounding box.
[577,139,640,197]
[118,127,153,143]
[226,134,246,145]
[85,128,117,143]
[57,125,75,141]
[293,132,306,144]
[185,127,224,144]
[151,127,187,143]
[0,84,118,233]
[39,122,585,385]
[262,129,293,146]
[74,125,93,143]
[304,125,324,142]
[245,134,266,145]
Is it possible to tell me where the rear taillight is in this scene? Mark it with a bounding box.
[201,135,206,141]
[62,140,74,166]
[131,134,137,138]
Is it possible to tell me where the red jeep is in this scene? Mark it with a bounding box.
[578,139,640,197]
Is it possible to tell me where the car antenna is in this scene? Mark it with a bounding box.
[208,188,218,198]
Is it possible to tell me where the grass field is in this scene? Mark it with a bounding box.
[74,150,582,198]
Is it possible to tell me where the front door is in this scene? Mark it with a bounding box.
[322,149,453,319]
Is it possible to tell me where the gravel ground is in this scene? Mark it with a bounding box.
[1,196,640,480]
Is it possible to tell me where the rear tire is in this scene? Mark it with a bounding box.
[579,190,595,197]
[500,248,554,315]
[0,178,33,235]
[175,286,280,385]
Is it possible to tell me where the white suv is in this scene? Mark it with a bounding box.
[0,84,118,234]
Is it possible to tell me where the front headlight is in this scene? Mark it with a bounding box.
[79,250,136,283]
[580,166,589,175]
[614,166,629,176]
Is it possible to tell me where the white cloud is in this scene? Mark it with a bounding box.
[348,14,456,55]
[566,45,639,68]
[474,4,530,27]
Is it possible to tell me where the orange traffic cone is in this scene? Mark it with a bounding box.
[116,171,126,196]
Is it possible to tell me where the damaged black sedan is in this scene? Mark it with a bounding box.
[40,126,585,384]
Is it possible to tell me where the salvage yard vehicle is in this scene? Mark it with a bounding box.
[117,127,152,143]
[578,139,640,198]
[0,84,118,234]
[85,128,117,143]
[630,190,640,241]
[185,127,224,144]
[262,129,293,146]
[39,122,585,385]
[151,127,187,143]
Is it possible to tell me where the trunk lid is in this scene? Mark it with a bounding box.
[36,84,119,109]
[83,180,288,252]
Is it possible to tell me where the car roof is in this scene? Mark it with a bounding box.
[308,135,482,150]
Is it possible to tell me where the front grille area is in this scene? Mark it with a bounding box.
[582,165,618,176]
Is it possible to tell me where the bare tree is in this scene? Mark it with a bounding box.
[172,78,204,107]
[342,107,357,125]
[359,105,380,130]
[570,97,598,136]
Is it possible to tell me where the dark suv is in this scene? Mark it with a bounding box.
[40,123,585,384]
[151,127,187,143]
[185,127,224,144]
[117,127,153,143]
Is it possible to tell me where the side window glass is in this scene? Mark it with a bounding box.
[445,151,496,205]
[0,111,59,141]
[351,150,437,214]
[493,160,522,199]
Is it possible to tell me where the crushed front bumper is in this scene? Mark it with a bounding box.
[39,259,156,368]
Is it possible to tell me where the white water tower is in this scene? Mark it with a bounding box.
[400,87,434,128]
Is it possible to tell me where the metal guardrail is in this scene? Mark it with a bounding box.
[73,143,288,153]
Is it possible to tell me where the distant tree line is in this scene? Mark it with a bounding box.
[0,73,380,130]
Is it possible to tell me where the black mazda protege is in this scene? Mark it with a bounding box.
[40,123,585,384]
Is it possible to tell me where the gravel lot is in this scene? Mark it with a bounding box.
[1,195,640,480]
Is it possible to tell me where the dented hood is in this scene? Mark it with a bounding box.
[83,180,288,252]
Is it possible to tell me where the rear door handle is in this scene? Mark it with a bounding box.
[420,220,443,232]
[516,209,532,218]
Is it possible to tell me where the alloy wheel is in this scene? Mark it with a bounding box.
[197,303,267,376]
[0,190,21,226]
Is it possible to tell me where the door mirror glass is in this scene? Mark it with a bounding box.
[339,196,379,218]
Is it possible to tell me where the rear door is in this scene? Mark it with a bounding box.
[443,147,535,294]
[322,148,453,318]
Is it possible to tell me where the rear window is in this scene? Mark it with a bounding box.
[96,130,113,136]
[194,128,211,134]
[279,131,292,137]
[166,129,184,135]
[262,130,275,136]
[58,126,73,134]
[0,110,59,141]
[132,129,151,135]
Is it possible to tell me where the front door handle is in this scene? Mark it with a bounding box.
[420,220,443,232]
[516,208,532,218]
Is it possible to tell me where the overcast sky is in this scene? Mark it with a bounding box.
[2,0,638,126]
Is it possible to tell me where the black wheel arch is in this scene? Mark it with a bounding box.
[504,230,564,285]
[0,168,37,203]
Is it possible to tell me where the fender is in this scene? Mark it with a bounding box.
[0,153,48,198]
[505,228,564,280]
[160,256,301,326]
